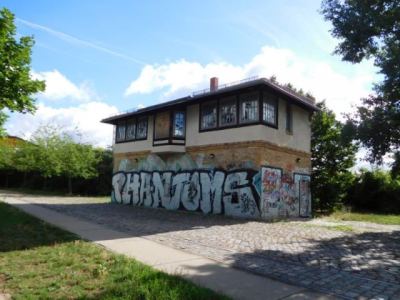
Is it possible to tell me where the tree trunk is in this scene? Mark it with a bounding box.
[43,177,47,190]
[5,173,9,188]
[68,176,73,195]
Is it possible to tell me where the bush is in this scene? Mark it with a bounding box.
[345,170,400,214]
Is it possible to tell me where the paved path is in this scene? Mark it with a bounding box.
[2,191,400,299]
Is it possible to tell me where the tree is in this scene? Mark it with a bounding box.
[59,135,99,195]
[0,8,45,134]
[14,141,38,186]
[0,138,15,187]
[29,126,64,188]
[321,0,400,163]
[311,101,357,212]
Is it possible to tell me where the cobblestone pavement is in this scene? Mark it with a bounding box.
[3,192,400,300]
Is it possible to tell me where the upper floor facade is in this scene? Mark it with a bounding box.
[102,77,318,155]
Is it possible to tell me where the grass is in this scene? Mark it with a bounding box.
[301,223,354,232]
[1,187,110,202]
[327,225,354,232]
[328,211,400,225]
[0,202,229,300]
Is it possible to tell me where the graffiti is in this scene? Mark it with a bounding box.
[112,169,260,218]
[261,167,312,218]
[112,161,311,219]
[280,173,296,217]
[261,167,281,218]
[294,174,312,217]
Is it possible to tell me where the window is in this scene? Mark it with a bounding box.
[201,101,217,130]
[219,96,237,127]
[116,122,126,142]
[239,92,259,124]
[136,117,148,139]
[126,120,136,140]
[173,111,185,137]
[154,111,171,140]
[263,93,278,126]
[286,103,293,134]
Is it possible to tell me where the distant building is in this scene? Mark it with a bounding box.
[102,77,318,219]
[0,135,26,148]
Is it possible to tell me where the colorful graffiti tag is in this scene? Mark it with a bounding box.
[261,166,311,218]
[112,165,312,219]
[112,169,261,218]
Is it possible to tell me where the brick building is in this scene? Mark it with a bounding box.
[102,77,318,219]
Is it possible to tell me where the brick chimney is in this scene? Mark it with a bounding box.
[210,77,219,92]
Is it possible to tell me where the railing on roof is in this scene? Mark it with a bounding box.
[192,76,259,96]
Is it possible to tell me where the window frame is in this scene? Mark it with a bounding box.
[239,92,260,124]
[198,87,281,132]
[219,96,237,128]
[115,116,148,143]
[172,110,186,138]
[135,116,148,140]
[262,92,278,128]
[115,121,127,143]
[199,100,218,131]
[154,111,172,141]
[125,119,137,141]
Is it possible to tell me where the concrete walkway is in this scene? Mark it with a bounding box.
[2,196,336,300]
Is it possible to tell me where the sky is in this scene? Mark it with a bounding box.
[3,0,378,151]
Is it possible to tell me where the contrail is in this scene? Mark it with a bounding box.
[17,18,146,65]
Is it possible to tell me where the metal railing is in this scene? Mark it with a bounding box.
[192,76,259,96]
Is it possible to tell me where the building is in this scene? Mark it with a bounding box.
[101,77,318,219]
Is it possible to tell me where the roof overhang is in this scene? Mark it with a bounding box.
[101,78,319,125]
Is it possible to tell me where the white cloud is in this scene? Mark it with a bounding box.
[6,101,119,147]
[125,46,376,116]
[32,70,95,102]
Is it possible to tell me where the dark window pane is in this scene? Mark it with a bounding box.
[174,112,185,137]
[286,103,293,133]
[219,96,237,127]
[239,92,259,123]
[263,93,277,126]
[136,117,148,139]
[154,111,170,139]
[126,120,136,140]
[116,123,126,142]
[201,101,217,129]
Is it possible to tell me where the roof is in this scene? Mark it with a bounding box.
[101,77,318,124]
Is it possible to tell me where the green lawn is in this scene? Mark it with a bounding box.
[0,202,228,300]
[328,211,400,225]
[1,187,110,201]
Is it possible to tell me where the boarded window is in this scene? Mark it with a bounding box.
[154,111,171,140]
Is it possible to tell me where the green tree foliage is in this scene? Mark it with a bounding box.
[0,112,7,137]
[0,8,45,135]
[29,126,64,183]
[14,141,38,186]
[346,170,400,213]
[0,8,45,113]
[58,134,99,195]
[311,101,357,212]
[321,0,400,164]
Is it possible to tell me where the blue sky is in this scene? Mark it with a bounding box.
[3,0,377,148]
